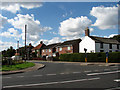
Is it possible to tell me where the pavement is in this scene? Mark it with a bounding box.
[29,60,120,66]
[0,63,45,75]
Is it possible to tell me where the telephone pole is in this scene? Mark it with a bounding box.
[25,25,27,62]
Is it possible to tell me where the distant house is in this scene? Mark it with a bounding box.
[41,39,81,57]
[32,41,46,57]
[17,43,34,59]
[79,27,120,53]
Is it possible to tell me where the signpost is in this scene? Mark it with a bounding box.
[84,48,87,63]
[106,52,109,63]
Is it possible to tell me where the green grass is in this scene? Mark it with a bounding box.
[1,62,35,71]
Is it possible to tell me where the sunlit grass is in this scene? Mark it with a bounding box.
[1,62,35,71]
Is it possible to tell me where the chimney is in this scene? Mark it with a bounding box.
[85,27,90,36]
[40,41,43,44]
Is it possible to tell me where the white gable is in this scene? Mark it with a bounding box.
[79,36,95,53]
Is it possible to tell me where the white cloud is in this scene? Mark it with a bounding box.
[59,16,92,38]
[8,14,52,42]
[0,28,20,39]
[0,14,8,28]
[1,2,43,13]
[108,34,118,38]
[0,40,23,51]
[33,37,62,47]
[90,6,118,30]
[47,37,62,45]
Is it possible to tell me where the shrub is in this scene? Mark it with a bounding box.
[59,52,120,63]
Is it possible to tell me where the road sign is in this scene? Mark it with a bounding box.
[84,48,87,52]
[106,52,109,57]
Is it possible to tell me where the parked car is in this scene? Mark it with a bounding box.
[11,56,22,60]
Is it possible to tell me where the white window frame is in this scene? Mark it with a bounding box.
[60,47,62,51]
[49,49,51,52]
[67,46,71,50]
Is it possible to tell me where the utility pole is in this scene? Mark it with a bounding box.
[25,25,27,62]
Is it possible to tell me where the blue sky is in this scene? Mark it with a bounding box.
[0,2,119,51]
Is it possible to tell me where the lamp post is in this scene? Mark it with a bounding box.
[84,48,87,63]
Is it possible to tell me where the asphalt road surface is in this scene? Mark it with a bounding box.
[2,61,120,89]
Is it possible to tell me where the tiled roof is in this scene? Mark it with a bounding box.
[42,43,61,49]
[42,39,81,49]
[59,39,81,46]
[32,44,45,50]
[89,36,120,44]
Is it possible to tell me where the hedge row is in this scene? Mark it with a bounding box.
[59,52,120,63]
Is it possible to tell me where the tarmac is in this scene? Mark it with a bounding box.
[0,60,120,75]
[0,63,45,75]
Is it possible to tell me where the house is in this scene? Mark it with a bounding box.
[79,27,120,53]
[16,43,34,59]
[42,43,61,57]
[41,39,81,57]
[32,41,46,57]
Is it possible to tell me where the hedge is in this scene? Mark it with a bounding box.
[59,52,120,63]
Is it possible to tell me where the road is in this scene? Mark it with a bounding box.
[2,61,120,89]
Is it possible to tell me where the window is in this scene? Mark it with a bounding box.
[56,48,58,52]
[100,50,104,52]
[60,47,62,51]
[46,49,47,52]
[49,49,51,52]
[43,50,44,52]
[100,43,103,48]
[67,46,71,50]
[117,44,119,49]
[109,44,112,49]
[109,50,112,52]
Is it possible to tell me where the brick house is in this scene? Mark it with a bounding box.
[41,39,81,57]
[32,41,46,57]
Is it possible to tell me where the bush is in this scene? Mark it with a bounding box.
[59,52,120,63]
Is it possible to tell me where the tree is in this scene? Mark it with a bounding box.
[2,46,16,57]
[111,35,120,42]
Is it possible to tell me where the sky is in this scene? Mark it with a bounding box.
[0,1,119,51]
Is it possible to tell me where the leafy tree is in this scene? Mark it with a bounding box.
[111,35,120,42]
[2,46,16,57]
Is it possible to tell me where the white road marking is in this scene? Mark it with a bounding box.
[104,69,110,71]
[3,77,100,88]
[114,79,120,82]
[84,71,92,73]
[3,77,11,79]
[72,72,81,74]
[94,70,99,72]
[105,87,120,90]
[33,75,43,77]
[87,70,120,76]
[60,73,65,75]
[17,76,24,78]
[46,74,56,76]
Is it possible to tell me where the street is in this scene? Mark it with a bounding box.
[2,61,120,89]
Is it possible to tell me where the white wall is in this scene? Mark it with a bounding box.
[79,36,95,53]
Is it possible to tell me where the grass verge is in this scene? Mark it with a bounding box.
[1,62,35,71]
